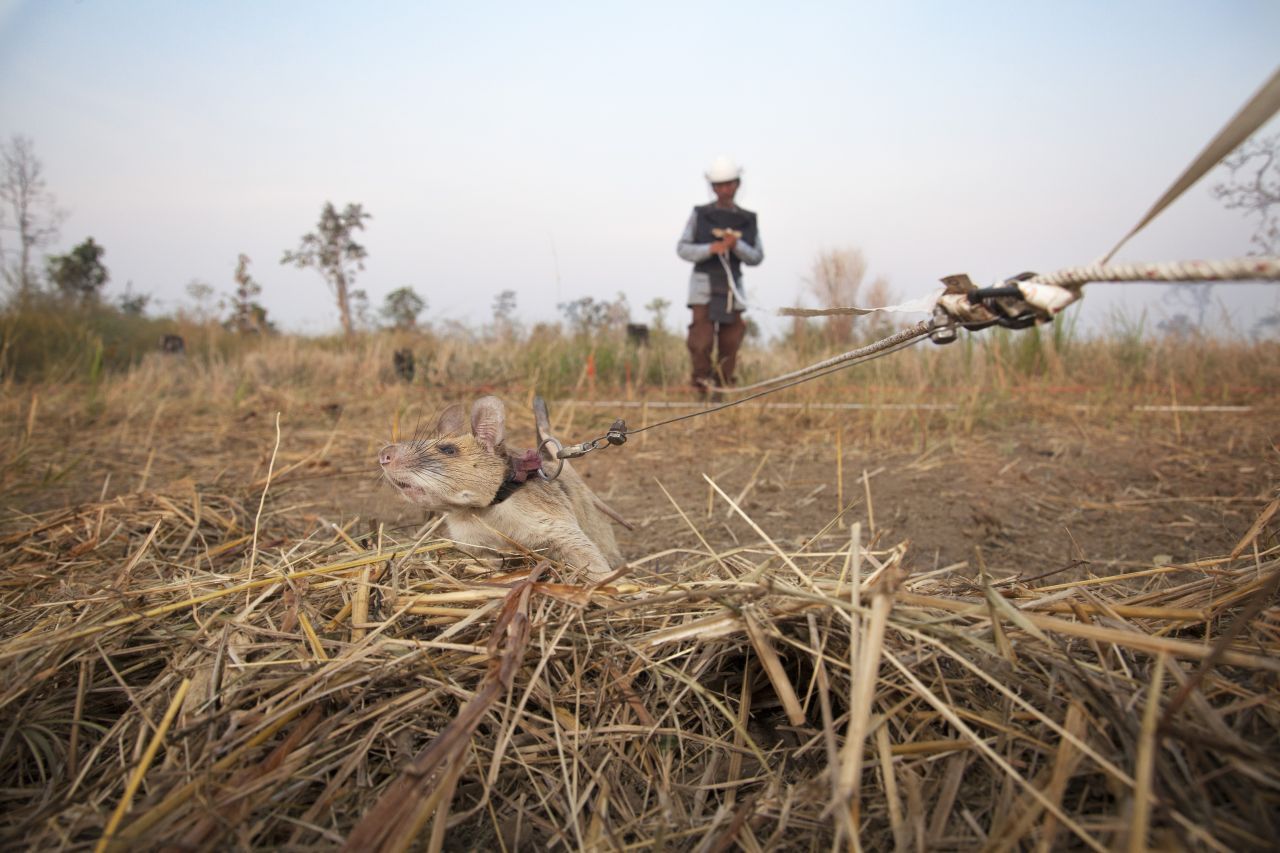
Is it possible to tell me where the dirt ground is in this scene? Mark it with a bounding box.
[344,405,1277,578]
[590,407,1280,576]
[4,392,1277,576]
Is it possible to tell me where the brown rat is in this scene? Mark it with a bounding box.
[378,396,623,579]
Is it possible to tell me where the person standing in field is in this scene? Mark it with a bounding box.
[676,156,764,396]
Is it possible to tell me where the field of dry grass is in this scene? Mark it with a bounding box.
[1,329,1278,851]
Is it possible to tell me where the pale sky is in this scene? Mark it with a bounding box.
[1,1,1278,336]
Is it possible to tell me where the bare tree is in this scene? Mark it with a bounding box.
[281,202,371,338]
[0,135,66,300]
[807,248,867,344]
[804,248,896,344]
[1204,133,1280,335]
[1212,133,1279,254]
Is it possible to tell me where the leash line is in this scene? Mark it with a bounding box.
[1100,66,1280,265]
[717,251,750,313]
[532,324,937,474]
[713,319,934,395]
[622,328,933,436]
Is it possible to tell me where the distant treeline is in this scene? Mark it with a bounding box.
[2,296,1276,408]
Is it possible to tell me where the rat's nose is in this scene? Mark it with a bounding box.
[378,445,398,467]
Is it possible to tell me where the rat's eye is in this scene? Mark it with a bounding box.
[437,443,459,456]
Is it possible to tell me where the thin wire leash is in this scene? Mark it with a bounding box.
[628,325,931,435]
[535,322,935,474]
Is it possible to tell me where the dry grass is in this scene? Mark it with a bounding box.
[1,337,1278,851]
[2,492,1276,850]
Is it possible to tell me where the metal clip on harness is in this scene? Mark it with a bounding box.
[533,397,627,482]
[929,305,958,345]
[966,271,1042,330]
[931,270,1077,341]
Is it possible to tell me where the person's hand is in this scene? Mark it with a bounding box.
[709,240,729,255]
[723,232,739,250]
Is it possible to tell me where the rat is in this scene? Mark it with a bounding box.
[378,396,623,580]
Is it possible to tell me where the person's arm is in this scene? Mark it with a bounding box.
[677,212,726,261]
[733,229,764,266]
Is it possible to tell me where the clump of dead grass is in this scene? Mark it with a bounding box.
[1,453,1277,851]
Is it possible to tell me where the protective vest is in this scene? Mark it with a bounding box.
[692,204,758,294]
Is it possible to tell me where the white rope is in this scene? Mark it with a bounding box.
[1026,256,1280,289]
[780,256,1280,326]
[717,251,750,312]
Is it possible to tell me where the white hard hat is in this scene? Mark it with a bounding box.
[705,156,742,183]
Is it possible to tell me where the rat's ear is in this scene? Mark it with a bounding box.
[434,404,466,437]
[470,397,506,452]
